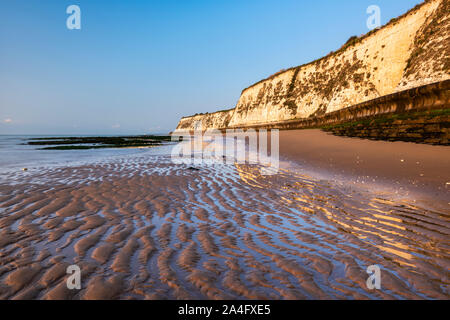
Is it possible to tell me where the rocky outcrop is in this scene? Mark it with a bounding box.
[174,0,449,133]
[322,110,449,145]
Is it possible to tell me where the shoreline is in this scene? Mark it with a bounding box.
[278,129,450,212]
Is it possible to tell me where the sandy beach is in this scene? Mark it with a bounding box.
[279,129,450,211]
[0,132,449,300]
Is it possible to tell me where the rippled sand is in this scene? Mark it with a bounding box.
[0,152,449,299]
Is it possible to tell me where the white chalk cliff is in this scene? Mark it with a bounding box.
[175,0,449,132]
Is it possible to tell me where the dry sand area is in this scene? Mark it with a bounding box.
[0,141,449,299]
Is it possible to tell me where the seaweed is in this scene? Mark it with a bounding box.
[27,135,173,150]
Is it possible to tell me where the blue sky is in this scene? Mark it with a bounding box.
[0,0,422,134]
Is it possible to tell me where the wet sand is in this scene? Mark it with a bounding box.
[0,137,449,300]
[279,129,450,211]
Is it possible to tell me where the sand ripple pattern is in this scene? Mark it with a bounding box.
[0,155,449,299]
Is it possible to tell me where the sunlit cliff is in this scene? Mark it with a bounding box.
[175,0,449,132]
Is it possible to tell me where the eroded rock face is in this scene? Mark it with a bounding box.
[398,0,450,91]
[176,109,234,132]
[175,0,449,132]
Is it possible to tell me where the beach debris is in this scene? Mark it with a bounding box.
[22,168,28,171]
[187,167,200,171]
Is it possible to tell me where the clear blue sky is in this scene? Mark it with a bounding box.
[0,0,422,134]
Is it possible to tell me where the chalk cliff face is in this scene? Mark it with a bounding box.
[175,109,234,131]
[175,0,449,132]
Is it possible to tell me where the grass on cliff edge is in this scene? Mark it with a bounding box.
[320,109,450,131]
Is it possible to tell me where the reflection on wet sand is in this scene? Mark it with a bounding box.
[0,152,449,299]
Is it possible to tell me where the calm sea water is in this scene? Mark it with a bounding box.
[0,135,173,174]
